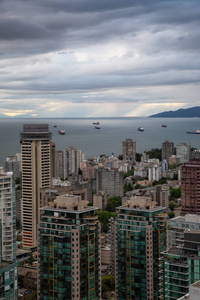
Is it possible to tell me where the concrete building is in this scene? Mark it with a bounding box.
[20,124,52,249]
[178,280,200,300]
[115,197,167,300]
[122,138,136,162]
[161,159,168,172]
[4,154,21,180]
[162,140,174,162]
[63,146,84,178]
[39,183,88,216]
[93,191,108,210]
[181,160,200,216]
[51,142,56,179]
[153,185,169,208]
[176,142,190,164]
[148,165,161,182]
[134,168,147,178]
[0,168,18,299]
[168,155,180,166]
[55,150,64,178]
[96,168,124,197]
[191,149,200,160]
[168,214,200,249]
[38,195,101,299]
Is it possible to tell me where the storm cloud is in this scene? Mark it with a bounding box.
[0,0,200,117]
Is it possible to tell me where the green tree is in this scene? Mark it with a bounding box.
[135,184,141,189]
[170,187,181,200]
[168,212,175,219]
[95,210,117,232]
[124,168,135,179]
[136,153,142,162]
[105,196,122,212]
[145,148,162,160]
[124,182,133,194]
[169,202,176,211]
[102,274,115,293]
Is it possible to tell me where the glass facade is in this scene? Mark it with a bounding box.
[116,206,167,300]
[160,232,200,300]
[38,207,101,300]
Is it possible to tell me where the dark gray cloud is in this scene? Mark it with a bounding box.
[0,0,200,117]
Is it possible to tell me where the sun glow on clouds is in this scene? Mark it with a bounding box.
[0,109,34,117]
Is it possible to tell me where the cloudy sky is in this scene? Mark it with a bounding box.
[0,0,200,118]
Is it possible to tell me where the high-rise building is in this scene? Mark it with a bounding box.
[63,146,84,178]
[96,168,124,197]
[55,150,64,178]
[160,230,200,300]
[168,214,200,249]
[122,138,136,162]
[148,165,161,181]
[176,142,190,164]
[162,140,174,162]
[51,142,56,179]
[154,185,169,208]
[115,197,167,300]
[0,168,18,299]
[4,154,21,180]
[38,195,101,299]
[181,159,200,216]
[20,124,52,249]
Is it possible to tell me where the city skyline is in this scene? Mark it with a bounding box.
[0,1,200,118]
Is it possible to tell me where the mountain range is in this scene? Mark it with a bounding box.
[149,106,200,118]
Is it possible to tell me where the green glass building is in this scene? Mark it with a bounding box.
[160,230,200,300]
[115,197,167,300]
[38,195,101,300]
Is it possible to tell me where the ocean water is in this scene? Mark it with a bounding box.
[0,117,200,166]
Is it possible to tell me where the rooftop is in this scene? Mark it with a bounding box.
[43,194,96,213]
[118,196,165,212]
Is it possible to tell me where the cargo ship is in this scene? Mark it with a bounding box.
[58,129,65,135]
[187,129,200,134]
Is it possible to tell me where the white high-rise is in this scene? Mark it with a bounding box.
[63,146,84,178]
[20,124,52,249]
[176,142,190,163]
[0,167,18,299]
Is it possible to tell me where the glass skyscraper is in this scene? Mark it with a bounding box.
[38,195,101,300]
[115,197,167,300]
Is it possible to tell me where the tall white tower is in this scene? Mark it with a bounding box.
[20,124,52,249]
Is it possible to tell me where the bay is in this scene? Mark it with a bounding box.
[0,117,200,166]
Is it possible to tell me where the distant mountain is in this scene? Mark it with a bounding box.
[149,106,200,118]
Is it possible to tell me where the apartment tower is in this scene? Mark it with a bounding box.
[181,159,200,216]
[0,168,18,299]
[122,138,136,162]
[96,168,124,197]
[115,197,167,300]
[162,140,174,162]
[20,124,52,249]
[38,195,101,299]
